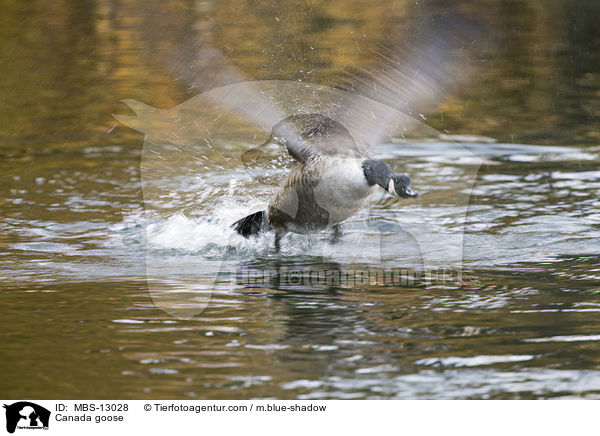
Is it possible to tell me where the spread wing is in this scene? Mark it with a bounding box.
[130,5,489,160]
[121,7,490,177]
[333,13,488,148]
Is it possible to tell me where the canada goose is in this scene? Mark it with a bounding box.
[232,114,418,249]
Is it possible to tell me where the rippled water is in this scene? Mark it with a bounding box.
[2,0,600,399]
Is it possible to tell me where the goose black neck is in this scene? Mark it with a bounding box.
[362,159,392,190]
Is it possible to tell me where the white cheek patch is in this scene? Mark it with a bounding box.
[388,179,396,195]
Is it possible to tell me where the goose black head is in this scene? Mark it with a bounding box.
[391,173,419,198]
[362,159,419,198]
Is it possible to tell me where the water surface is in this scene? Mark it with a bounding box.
[1,0,600,399]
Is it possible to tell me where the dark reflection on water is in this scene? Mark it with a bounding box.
[3,264,600,399]
[1,0,600,399]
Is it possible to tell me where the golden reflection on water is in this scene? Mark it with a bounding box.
[1,0,599,150]
[1,0,600,400]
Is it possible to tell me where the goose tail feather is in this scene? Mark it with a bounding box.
[231,211,266,237]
